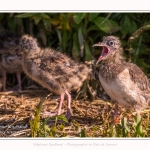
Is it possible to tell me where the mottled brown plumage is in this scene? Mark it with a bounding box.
[93,36,150,116]
[0,30,22,91]
[19,35,89,119]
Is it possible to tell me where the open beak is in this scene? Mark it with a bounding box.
[93,43,109,65]
[92,42,103,47]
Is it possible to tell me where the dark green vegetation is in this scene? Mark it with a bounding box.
[0,13,150,137]
[1,13,150,75]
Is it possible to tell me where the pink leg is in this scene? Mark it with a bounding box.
[43,91,72,120]
[114,103,118,120]
[57,93,65,115]
[16,72,22,91]
[43,93,65,117]
[65,90,72,119]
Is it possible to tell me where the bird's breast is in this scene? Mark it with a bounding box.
[98,68,147,109]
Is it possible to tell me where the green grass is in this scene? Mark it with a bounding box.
[30,99,150,138]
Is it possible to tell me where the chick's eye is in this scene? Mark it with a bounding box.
[109,41,114,46]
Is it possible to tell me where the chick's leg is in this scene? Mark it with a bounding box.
[65,90,72,120]
[43,93,65,117]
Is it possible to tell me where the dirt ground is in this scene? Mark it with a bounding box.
[1,75,150,137]
[0,86,120,137]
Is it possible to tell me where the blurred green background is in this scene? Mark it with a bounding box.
[1,13,150,76]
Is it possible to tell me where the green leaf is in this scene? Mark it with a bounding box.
[56,115,68,123]
[133,114,143,137]
[104,13,112,22]
[73,13,85,24]
[89,13,99,21]
[129,20,137,33]
[43,18,51,30]
[48,115,68,123]
[8,17,17,31]
[40,13,50,19]
[80,128,87,137]
[15,13,35,18]
[58,124,65,131]
[87,25,100,33]
[120,15,130,36]
[85,42,92,61]
[32,15,42,25]
[78,26,84,47]
[121,117,130,137]
[93,17,120,34]
[33,14,50,25]
[73,33,80,58]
